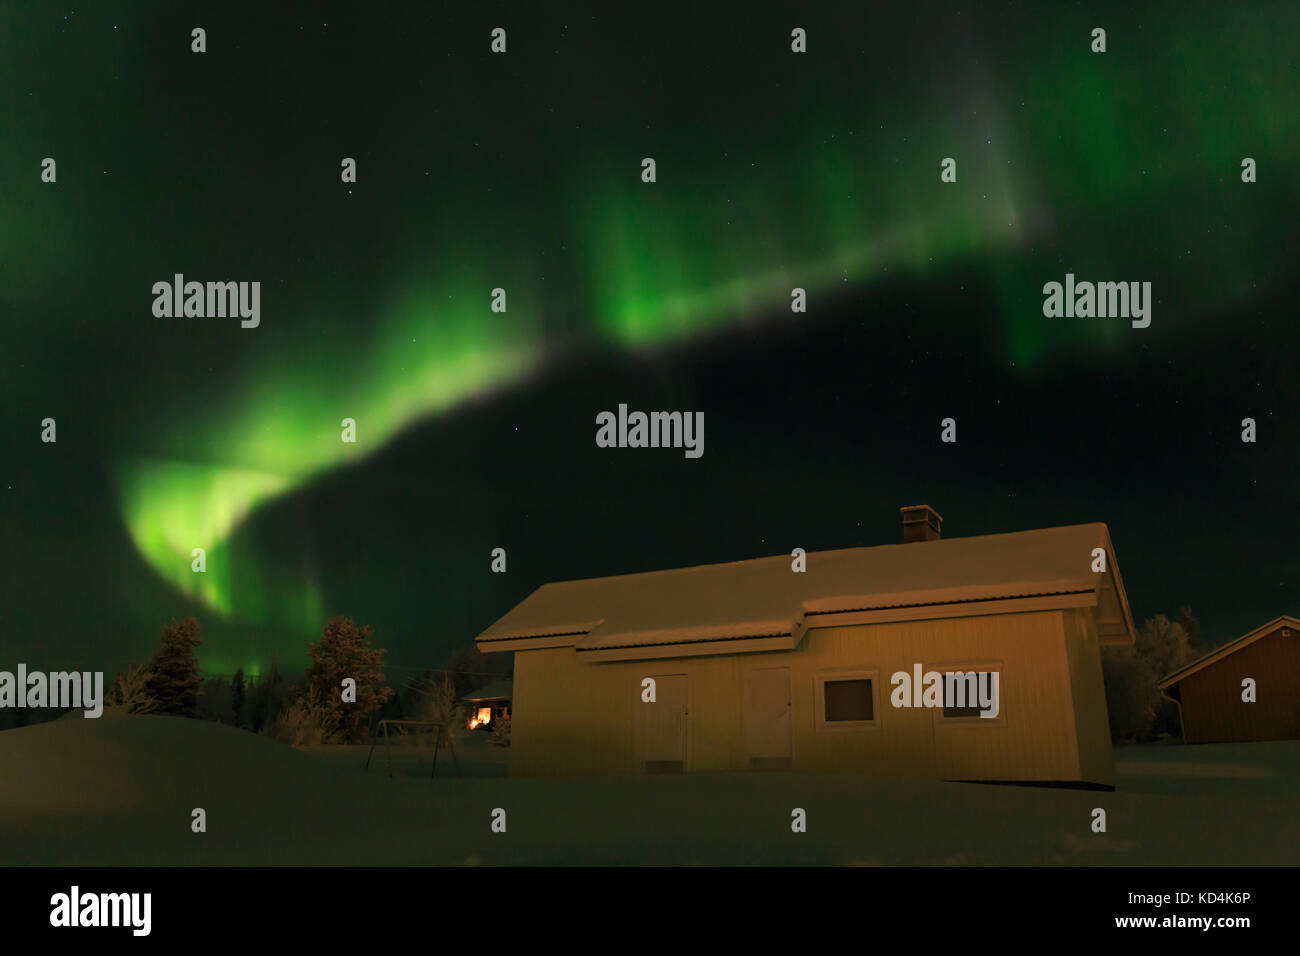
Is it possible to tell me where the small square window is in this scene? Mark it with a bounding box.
[824,678,874,722]
[940,670,1000,718]
[814,669,879,731]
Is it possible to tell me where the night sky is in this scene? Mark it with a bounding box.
[3,1,1296,677]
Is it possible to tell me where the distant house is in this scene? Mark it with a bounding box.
[1159,616,1300,744]
[474,506,1135,788]
[462,679,512,731]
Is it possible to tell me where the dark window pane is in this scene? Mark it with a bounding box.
[824,679,873,722]
[942,672,997,717]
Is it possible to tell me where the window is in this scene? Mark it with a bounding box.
[825,679,874,722]
[814,669,879,730]
[937,668,1002,720]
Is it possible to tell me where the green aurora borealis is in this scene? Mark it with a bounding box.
[4,1,1297,675]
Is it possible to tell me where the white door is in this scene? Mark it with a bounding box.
[745,666,792,770]
[637,674,688,773]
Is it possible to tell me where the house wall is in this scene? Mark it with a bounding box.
[1176,625,1300,743]
[1063,608,1117,787]
[511,609,1112,784]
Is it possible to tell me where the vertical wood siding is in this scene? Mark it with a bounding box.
[1176,626,1300,743]
[511,610,1114,784]
[1063,608,1116,787]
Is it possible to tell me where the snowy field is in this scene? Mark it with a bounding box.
[2,713,1296,865]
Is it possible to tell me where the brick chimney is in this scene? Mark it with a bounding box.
[900,504,942,543]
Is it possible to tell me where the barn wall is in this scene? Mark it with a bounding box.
[511,609,1103,783]
[1176,625,1300,743]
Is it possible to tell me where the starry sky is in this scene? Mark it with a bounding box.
[3,1,1297,677]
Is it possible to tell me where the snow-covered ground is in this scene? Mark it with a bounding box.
[2,713,1296,865]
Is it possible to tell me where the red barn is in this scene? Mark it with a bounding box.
[1160,615,1300,744]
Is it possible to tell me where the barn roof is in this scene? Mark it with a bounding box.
[475,523,1136,662]
[1159,615,1300,690]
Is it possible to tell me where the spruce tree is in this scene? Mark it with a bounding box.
[265,653,282,729]
[231,668,246,727]
[144,617,204,717]
[306,616,394,741]
[1178,606,1206,653]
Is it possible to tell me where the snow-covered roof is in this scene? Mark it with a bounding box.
[1159,616,1300,690]
[475,523,1135,661]
[461,679,513,702]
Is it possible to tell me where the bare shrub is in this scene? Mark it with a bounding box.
[267,696,336,748]
[109,662,160,715]
[408,673,460,747]
[490,715,511,748]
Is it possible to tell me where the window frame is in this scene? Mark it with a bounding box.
[813,667,881,732]
[925,659,1006,726]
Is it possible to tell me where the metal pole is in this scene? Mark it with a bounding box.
[364,723,378,770]
[362,710,380,769]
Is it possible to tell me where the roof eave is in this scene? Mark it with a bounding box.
[1159,615,1300,688]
